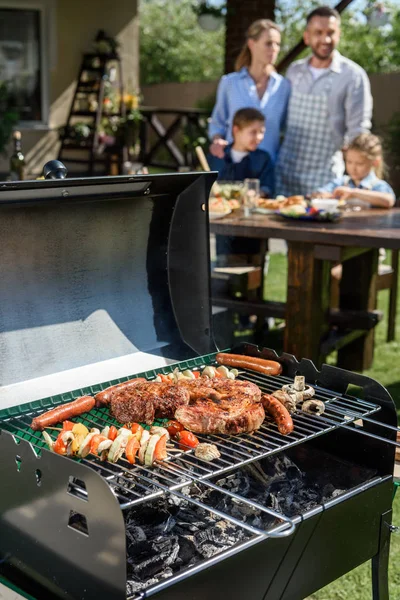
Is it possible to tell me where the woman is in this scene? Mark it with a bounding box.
[208,19,290,164]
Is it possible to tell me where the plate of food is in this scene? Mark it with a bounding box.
[253,195,307,215]
[209,209,232,220]
[276,205,342,222]
[211,181,243,210]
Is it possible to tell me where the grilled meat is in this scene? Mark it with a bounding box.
[110,378,264,434]
[175,396,265,435]
[110,382,190,425]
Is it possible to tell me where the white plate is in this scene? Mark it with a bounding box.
[209,209,232,220]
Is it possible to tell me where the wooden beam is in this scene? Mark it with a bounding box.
[276,0,357,73]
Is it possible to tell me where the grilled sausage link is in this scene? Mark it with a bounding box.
[216,353,282,376]
[261,393,294,435]
[30,395,95,431]
[94,378,147,407]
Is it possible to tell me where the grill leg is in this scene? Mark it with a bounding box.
[371,509,392,600]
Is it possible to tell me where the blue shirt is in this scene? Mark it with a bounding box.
[208,68,291,163]
[208,145,274,197]
[318,171,395,198]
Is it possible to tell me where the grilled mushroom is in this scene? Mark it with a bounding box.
[195,443,221,462]
[282,376,315,405]
[271,390,297,414]
[301,399,325,415]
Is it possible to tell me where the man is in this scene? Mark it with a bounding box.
[275,5,373,197]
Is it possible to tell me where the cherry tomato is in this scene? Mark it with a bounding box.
[108,425,118,441]
[166,420,185,437]
[90,434,107,455]
[176,430,199,450]
[53,433,67,455]
[62,421,75,431]
[125,437,140,464]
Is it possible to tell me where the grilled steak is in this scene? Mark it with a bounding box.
[111,382,190,425]
[110,378,264,434]
[175,379,264,435]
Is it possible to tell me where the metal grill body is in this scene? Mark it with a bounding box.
[0,346,397,600]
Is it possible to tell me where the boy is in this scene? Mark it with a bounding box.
[208,107,274,197]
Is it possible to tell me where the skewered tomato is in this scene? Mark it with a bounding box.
[154,434,168,461]
[108,425,118,441]
[62,421,75,431]
[53,432,68,455]
[90,434,108,456]
[125,437,140,464]
[176,430,199,450]
[166,420,184,437]
[130,423,143,440]
[158,374,171,383]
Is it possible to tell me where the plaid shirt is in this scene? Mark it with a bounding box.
[286,50,373,148]
[208,68,291,163]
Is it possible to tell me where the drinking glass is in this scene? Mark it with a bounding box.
[243,178,260,217]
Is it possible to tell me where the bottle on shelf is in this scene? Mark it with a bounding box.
[9,131,25,181]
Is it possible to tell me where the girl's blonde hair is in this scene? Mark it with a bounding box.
[347,133,385,179]
[235,19,281,71]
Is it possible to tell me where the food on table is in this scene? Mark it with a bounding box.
[257,195,306,210]
[215,353,282,376]
[261,394,294,435]
[174,379,265,435]
[95,378,146,407]
[301,399,325,415]
[279,205,307,217]
[209,196,231,214]
[30,395,95,431]
[195,442,221,461]
[211,182,243,202]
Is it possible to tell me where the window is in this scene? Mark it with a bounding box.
[0,4,46,123]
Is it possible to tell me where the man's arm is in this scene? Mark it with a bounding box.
[344,68,373,144]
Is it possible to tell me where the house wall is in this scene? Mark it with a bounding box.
[0,0,139,176]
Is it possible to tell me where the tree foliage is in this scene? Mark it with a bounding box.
[140,0,225,85]
[276,0,400,74]
[139,0,400,85]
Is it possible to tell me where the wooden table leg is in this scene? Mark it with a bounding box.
[337,248,379,371]
[284,241,331,366]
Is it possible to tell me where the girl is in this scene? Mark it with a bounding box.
[315,133,396,209]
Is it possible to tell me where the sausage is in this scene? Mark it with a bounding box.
[216,353,282,376]
[94,378,147,407]
[261,393,294,435]
[30,396,95,431]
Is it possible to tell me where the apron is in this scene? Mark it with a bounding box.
[275,73,344,197]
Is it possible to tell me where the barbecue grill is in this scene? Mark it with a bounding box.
[0,171,398,600]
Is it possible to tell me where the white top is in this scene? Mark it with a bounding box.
[230,148,248,163]
[308,65,330,80]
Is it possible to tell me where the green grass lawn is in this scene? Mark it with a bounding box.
[265,252,400,600]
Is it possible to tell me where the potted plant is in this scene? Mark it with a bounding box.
[193,1,226,31]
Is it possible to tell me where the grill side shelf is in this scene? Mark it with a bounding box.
[0,429,127,600]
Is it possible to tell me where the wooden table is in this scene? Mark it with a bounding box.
[210,208,400,370]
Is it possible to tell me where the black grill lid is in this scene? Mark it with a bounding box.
[0,172,217,386]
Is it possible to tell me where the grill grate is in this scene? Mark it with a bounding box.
[0,359,381,517]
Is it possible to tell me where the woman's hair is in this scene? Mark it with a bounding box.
[347,133,385,179]
[235,19,281,71]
